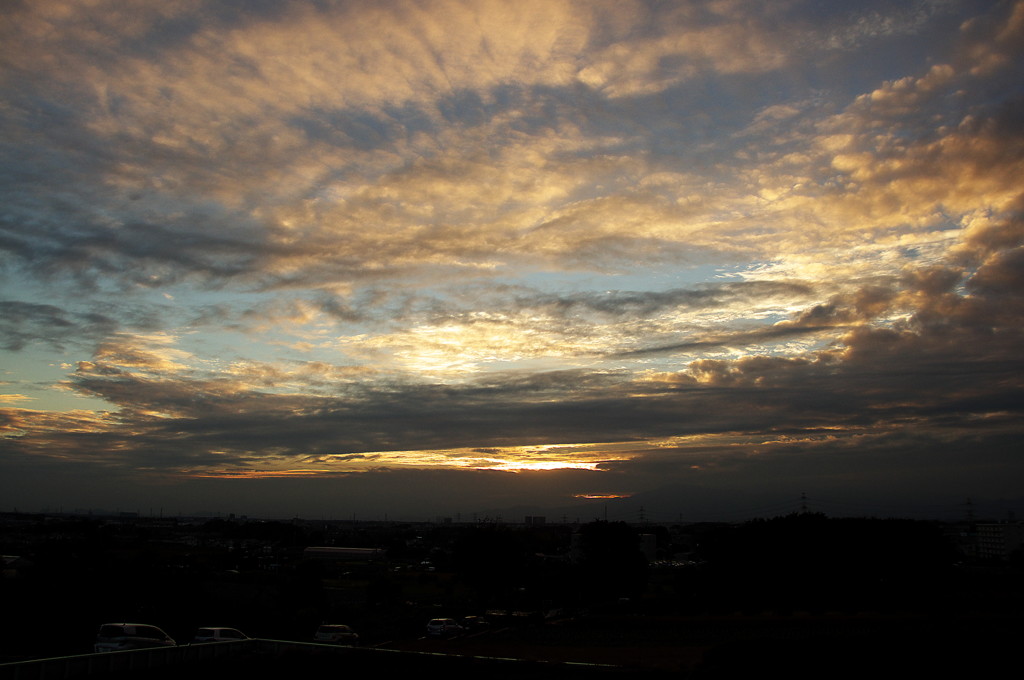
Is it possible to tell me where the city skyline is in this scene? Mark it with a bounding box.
[2,0,1023,521]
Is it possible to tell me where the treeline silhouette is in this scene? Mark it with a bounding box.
[693,512,958,614]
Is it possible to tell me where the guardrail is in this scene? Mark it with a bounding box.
[0,638,627,679]
[0,639,332,679]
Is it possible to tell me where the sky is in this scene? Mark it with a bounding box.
[2,0,1023,522]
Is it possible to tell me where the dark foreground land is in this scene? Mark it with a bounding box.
[2,512,1022,677]
[16,613,1018,680]
[383,611,1022,677]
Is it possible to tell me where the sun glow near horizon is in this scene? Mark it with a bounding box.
[176,441,640,479]
[2,0,1023,519]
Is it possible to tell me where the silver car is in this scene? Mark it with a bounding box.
[94,623,176,652]
[313,624,359,644]
[426,618,464,637]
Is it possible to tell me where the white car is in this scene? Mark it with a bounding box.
[313,624,359,644]
[426,618,464,637]
[94,623,176,652]
[192,627,249,643]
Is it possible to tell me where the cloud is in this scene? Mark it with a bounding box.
[2,0,1023,518]
[20,200,1023,471]
[7,0,989,292]
[818,0,956,51]
[958,0,1024,76]
[327,280,819,375]
[577,1,794,97]
[87,332,194,374]
[0,301,119,351]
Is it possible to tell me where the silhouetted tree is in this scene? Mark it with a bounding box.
[699,513,957,612]
[451,527,529,605]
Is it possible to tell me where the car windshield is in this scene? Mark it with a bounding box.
[99,625,165,639]
[134,626,164,639]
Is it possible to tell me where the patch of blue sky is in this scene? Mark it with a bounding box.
[1,349,110,413]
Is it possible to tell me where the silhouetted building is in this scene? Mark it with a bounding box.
[975,523,1024,560]
[303,546,385,560]
[639,533,657,562]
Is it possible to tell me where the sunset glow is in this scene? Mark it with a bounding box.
[2,0,1022,520]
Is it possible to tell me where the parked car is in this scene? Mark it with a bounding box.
[462,615,490,631]
[313,624,359,645]
[94,623,176,652]
[426,618,464,637]
[192,627,249,643]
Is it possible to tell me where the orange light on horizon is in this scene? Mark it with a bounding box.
[175,440,645,479]
[468,460,606,472]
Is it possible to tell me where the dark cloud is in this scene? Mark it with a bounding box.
[617,323,837,356]
[611,283,883,356]
[0,301,118,351]
[324,280,817,334]
[518,280,814,318]
[967,245,1024,295]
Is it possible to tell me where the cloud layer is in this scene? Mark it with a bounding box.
[1,0,1022,520]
